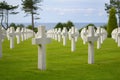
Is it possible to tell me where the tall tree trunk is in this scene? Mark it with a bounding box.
[31,13,34,31]
[0,10,6,30]
[6,10,9,29]
[31,12,35,36]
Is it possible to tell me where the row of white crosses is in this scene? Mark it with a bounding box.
[47,27,79,52]
[32,26,94,71]
[81,26,107,64]
[33,26,103,71]
[0,26,34,58]
[95,27,107,49]
[7,27,34,49]
[32,26,108,70]
[81,27,107,49]
[112,28,120,47]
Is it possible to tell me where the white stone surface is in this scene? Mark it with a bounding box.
[86,26,98,64]
[68,29,72,40]
[32,26,51,70]
[96,27,107,49]
[100,28,107,44]
[6,28,10,40]
[9,27,15,49]
[81,28,88,44]
[0,27,5,58]
[71,27,79,52]
[57,28,62,42]
[112,28,120,47]
[61,27,68,46]
[15,27,21,44]
[54,29,58,41]
[96,27,101,49]
[75,28,79,42]
[21,28,25,41]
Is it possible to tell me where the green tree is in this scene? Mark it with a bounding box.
[0,1,18,30]
[107,7,118,37]
[78,23,96,33]
[5,4,18,28]
[21,0,42,31]
[105,0,120,27]
[27,25,38,33]
[54,22,63,30]
[100,24,107,30]
[54,21,75,31]
[66,21,74,31]
[85,23,96,29]
[0,1,7,29]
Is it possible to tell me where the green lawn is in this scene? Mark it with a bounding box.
[0,38,120,80]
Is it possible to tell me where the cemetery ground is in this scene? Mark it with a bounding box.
[0,38,120,80]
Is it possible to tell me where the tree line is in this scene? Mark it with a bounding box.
[0,0,42,30]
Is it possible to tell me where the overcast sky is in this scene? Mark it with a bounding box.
[1,0,109,23]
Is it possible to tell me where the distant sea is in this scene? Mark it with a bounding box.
[18,22,107,30]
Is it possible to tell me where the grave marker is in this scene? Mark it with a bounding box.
[81,28,88,44]
[86,26,98,64]
[21,28,25,41]
[0,27,5,58]
[117,28,120,47]
[9,27,15,49]
[62,27,68,46]
[96,27,101,49]
[32,26,51,70]
[71,27,79,52]
[16,27,21,44]
[57,28,61,42]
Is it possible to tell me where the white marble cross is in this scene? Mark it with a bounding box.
[75,28,79,42]
[62,27,68,46]
[32,26,51,70]
[117,28,120,47]
[86,26,98,64]
[112,28,120,47]
[21,28,25,41]
[15,27,21,44]
[57,28,62,42]
[71,27,79,52]
[54,29,58,41]
[100,28,107,44]
[24,28,27,40]
[26,29,34,39]
[68,29,72,40]
[81,28,88,44]
[7,28,10,40]
[96,27,101,49]
[0,27,5,58]
[9,27,16,49]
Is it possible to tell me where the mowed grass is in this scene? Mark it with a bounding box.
[0,38,120,80]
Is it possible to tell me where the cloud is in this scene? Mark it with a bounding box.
[44,7,96,16]
[49,0,109,4]
[97,9,107,16]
